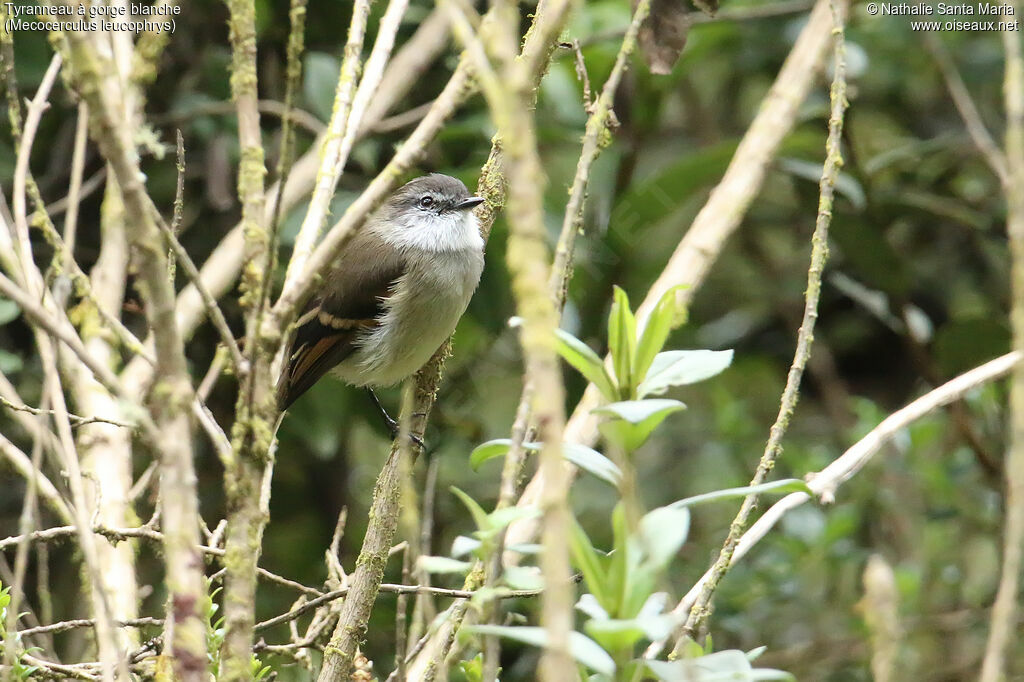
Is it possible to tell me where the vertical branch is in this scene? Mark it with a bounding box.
[316,347,450,682]
[676,0,847,646]
[221,0,274,679]
[57,21,208,681]
[447,0,576,676]
[282,0,373,292]
[979,14,1024,682]
[478,6,651,678]
[504,0,845,561]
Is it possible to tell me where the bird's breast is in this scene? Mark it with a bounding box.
[339,247,484,386]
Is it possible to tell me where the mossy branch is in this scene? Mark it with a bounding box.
[675,0,848,645]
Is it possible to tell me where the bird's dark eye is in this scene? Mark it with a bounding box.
[418,195,434,209]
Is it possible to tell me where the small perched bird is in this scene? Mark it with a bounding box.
[276,174,485,430]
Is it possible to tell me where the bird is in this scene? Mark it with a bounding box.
[276,173,485,438]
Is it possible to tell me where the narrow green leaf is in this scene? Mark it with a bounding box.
[638,350,734,398]
[464,625,616,676]
[487,506,540,533]
[584,619,646,653]
[561,442,621,487]
[669,479,812,509]
[503,565,544,590]
[633,285,686,391]
[593,399,686,452]
[608,286,637,397]
[472,439,621,487]
[640,506,691,570]
[450,486,491,533]
[569,519,612,611]
[556,329,618,401]
[469,439,512,470]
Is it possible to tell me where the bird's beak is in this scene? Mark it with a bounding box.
[455,196,485,211]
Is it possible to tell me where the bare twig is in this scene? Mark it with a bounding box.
[59,17,209,676]
[0,396,135,429]
[18,618,164,639]
[449,0,576,677]
[925,34,1009,185]
[0,431,73,524]
[505,0,848,561]
[678,0,848,644]
[151,204,246,373]
[283,0,374,289]
[256,582,547,634]
[477,6,651,678]
[645,350,1023,658]
[62,102,89,257]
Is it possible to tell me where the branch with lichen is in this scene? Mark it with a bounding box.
[284,0,372,290]
[446,0,576,678]
[53,16,209,679]
[676,0,847,646]
[503,0,847,563]
[220,0,280,678]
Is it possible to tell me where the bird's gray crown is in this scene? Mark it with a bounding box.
[388,173,474,215]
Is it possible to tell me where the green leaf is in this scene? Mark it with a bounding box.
[593,399,686,452]
[584,593,677,652]
[645,649,795,682]
[451,535,479,558]
[464,626,615,675]
[450,487,491,533]
[638,350,734,398]
[633,285,686,390]
[608,286,637,397]
[561,442,621,487]
[469,439,514,470]
[0,298,20,325]
[575,593,609,621]
[471,439,621,487]
[669,479,812,508]
[417,556,473,575]
[569,519,611,611]
[487,506,541,533]
[640,506,690,570]
[584,619,646,653]
[503,566,544,591]
[556,329,618,401]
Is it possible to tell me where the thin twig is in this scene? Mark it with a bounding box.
[478,5,652,678]
[255,582,547,634]
[0,396,135,429]
[924,33,1009,186]
[283,0,374,289]
[504,0,847,566]
[677,0,848,645]
[62,102,89,257]
[150,203,246,374]
[18,617,164,638]
[645,350,1022,659]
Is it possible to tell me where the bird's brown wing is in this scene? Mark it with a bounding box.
[277,251,406,410]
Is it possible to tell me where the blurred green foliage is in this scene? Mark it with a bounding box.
[1,0,1020,679]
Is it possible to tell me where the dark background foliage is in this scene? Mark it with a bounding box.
[0,1,1018,679]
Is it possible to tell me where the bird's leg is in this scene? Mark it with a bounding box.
[365,388,425,450]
